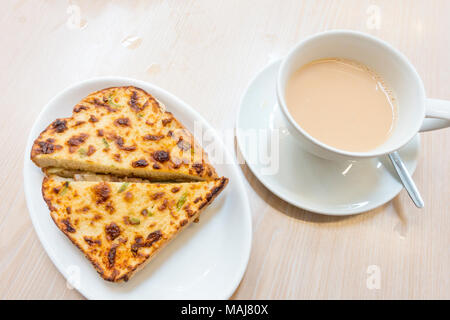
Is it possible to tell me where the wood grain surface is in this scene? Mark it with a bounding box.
[0,0,448,299]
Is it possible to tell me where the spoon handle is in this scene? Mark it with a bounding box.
[388,151,424,208]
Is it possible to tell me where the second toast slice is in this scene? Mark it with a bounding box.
[42,175,228,282]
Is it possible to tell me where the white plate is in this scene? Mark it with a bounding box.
[236,60,420,215]
[24,77,252,299]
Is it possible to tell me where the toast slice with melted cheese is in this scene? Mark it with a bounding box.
[31,86,217,181]
[42,175,228,282]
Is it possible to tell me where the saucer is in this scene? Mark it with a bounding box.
[236,60,420,215]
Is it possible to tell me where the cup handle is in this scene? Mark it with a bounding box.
[419,98,450,132]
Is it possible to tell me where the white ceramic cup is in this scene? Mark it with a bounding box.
[277,30,450,161]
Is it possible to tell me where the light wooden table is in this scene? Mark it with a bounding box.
[1,0,448,300]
